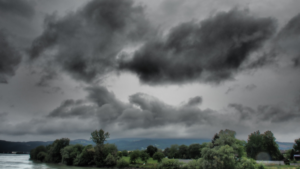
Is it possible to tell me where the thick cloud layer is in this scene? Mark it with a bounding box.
[29,0,152,82]
[1,85,300,139]
[276,13,300,67]
[0,0,34,18]
[120,9,276,85]
[0,31,21,83]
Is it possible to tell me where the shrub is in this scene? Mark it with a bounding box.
[158,159,180,169]
[105,153,116,166]
[117,158,129,168]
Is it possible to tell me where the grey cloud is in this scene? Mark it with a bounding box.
[185,96,202,107]
[245,84,257,91]
[229,103,300,123]
[275,13,300,66]
[2,86,300,138]
[120,9,276,85]
[47,99,96,119]
[29,0,152,83]
[0,0,35,18]
[0,30,21,83]
[36,68,58,87]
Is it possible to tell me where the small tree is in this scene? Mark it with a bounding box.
[118,151,123,158]
[105,153,116,166]
[130,150,140,164]
[122,150,128,156]
[140,151,150,163]
[153,152,165,163]
[146,145,158,157]
[117,158,129,168]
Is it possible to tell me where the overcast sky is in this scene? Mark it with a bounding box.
[1,0,300,142]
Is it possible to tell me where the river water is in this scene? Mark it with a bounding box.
[0,154,109,169]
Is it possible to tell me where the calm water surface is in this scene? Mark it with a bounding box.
[0,154,110,169]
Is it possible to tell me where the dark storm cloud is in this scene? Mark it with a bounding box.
[120,9,276,85]
[275,13,300,66]
[0,30,21,83]
[47,99,96,119]
[0,0,35,18]
[29,0,152,83]
[185,96,202,107]
[45,86,214,130]
[36,68,58,87]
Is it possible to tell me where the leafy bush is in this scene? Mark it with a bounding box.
[157,159,180,169]
[117,158,129,168]
[130,150,140,164]
[105,153,116,166]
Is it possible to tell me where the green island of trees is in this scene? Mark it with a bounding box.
[29,129,300,169]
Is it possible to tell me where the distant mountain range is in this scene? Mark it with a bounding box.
[0,138,294,153]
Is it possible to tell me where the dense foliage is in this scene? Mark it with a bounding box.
[246,130,282,160]
[29,128,296,168]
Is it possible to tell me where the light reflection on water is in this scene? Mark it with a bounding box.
[0,154,106,169]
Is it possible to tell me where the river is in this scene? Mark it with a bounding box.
[0,154,111,169]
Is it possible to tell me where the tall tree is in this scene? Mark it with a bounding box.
[91,129,109,167]
[293,138,300,152]
[245,131,264,159]
[188,144,202,159]
[91,129,110,145]
[48,138,70,163]
[262,131,281,160]
[168,144,179,158]
[179,144,188,159]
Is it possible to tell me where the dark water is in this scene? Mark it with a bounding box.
[0,154,107,169]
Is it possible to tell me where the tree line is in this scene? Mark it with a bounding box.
[30,129,300,169]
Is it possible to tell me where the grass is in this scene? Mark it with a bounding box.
[120,156,160,168]
[265,165,300,169]
[119,156,186,168]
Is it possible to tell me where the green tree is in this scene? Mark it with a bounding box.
[122,150,128,156]
[73,145,95,166]
[164,147,170,157]
[130,150,140,164]
[30,145,47,161]
[146,145,158,157]
[179,145,188,159]
[262,130,281,160]
[91,129,109,145]
[168,145,179,158]
[102,143,118,159]
[140,151,150,163]
[117,158,129,168]
[105,153,116,166]
[37,152,47,162]
[61,144,84,165]
[91,129,109,167]
[188,143,202,159]
[153,152,165,163]
[293,138,300,152]
[118,151,123,158]
[48,138,70,163]
[245,131,264,159]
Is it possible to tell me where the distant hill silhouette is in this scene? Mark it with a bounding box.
[0,138,294,153]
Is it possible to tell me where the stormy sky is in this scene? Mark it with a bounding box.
[1,0,300,142]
